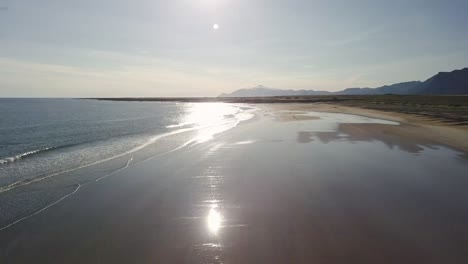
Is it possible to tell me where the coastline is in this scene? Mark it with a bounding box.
[1,102,468,263]
[91,95,468,125]
[91,95,468,155]
[264,103,468,155]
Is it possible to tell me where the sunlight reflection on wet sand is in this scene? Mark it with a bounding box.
[207,204,222,235]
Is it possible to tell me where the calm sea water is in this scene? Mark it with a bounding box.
[0,99,255,191]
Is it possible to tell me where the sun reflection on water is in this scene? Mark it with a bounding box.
[180,103,252,144]
[183,103,240,127]
[207,204,222,235]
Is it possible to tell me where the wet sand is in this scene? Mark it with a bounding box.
[268,103,468,153]
[1,105,468,263]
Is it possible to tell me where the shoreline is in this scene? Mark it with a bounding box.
[2,101,468,263]
[90,94,468,126]
[94,96,468,154]
[264,103,468,155]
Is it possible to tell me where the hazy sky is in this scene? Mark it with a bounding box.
[1,0,467,97]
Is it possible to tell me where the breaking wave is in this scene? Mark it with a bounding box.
[0,147,55,165]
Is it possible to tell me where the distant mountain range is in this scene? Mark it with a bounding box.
[220,68,468,97]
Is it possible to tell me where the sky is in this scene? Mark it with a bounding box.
[0,0,467,97]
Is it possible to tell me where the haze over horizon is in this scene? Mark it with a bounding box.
[1,0,468,97]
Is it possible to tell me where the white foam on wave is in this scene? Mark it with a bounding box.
[0,147,54,165]
[166,122,194,128]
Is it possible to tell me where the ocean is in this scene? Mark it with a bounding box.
[0,99,255,193]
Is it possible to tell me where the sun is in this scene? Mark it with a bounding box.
[213,24,219,30]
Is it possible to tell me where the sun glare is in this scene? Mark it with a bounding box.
[213,24,219,30]
[181,103,241,144]
[207,205,222,235]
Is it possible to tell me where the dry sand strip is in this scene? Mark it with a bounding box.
[265,103,468,155]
